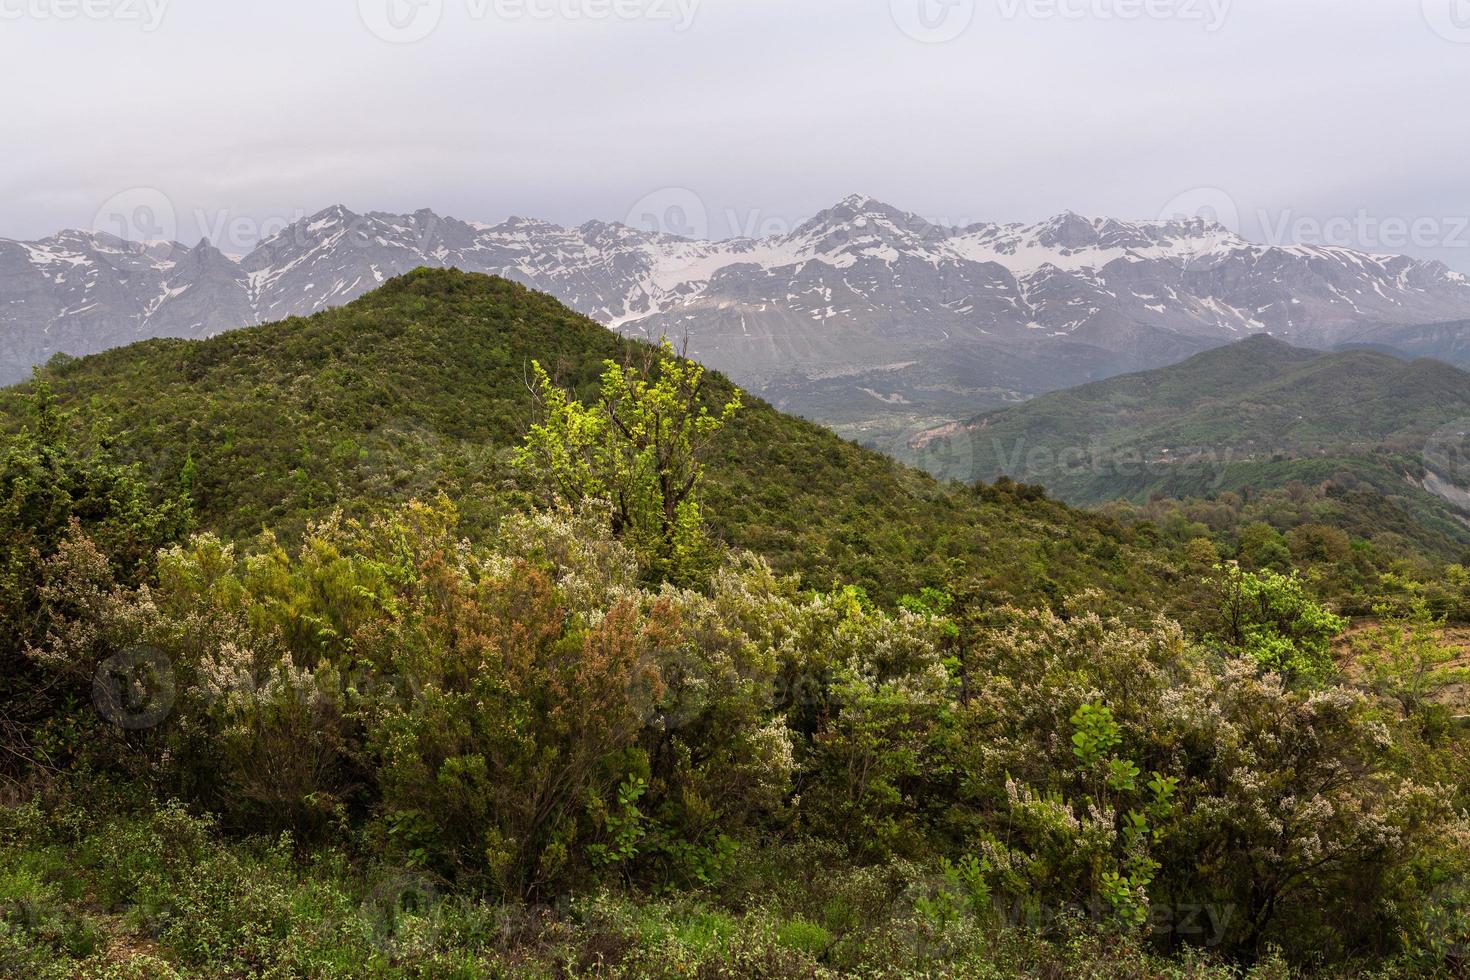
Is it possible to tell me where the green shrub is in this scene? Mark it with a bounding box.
[775,917,833,957]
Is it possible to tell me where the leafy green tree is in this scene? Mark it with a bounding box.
[1061,702,1176,931]
[1202,563,1346,685]
[516,340,741,585]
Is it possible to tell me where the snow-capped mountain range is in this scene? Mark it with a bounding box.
[5,194,1470,441]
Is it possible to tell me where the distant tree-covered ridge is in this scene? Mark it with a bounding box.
[908,334,1470,562]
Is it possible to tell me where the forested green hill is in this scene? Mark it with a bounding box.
[0,268,1165,608]
[917,335,1470,560]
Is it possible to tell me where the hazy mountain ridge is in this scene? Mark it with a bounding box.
[6,196,1470,444]
[1338,317,1470,368]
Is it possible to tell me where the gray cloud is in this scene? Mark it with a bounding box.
[2,0,1469,271]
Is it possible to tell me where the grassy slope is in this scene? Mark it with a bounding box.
[926,335,1470,558]
[0,268,1168,607]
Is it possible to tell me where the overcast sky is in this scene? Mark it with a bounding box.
[3,0,1469,270]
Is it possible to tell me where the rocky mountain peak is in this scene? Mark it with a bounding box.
[5,196,1470,435]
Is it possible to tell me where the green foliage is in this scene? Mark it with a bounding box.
[1099,474,1470,627]
[773,917,832,957]
[1353,597,1469,713]
[0,797,1311,979]
[0,268,1174,609]
[1052,703,1167,931]
[0,385,190,576]
[24,501,799,898]
[951,606,1465,961]
[1199,564,1348,685]
[5,497,1469,971]
[1069,702,1121,767]
[516,340,741,586]
[0,386,191,780]
[1238,521,1293,572]
[587,777,650,869]
[948,336,1470,566]
[3,271,1469,974]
